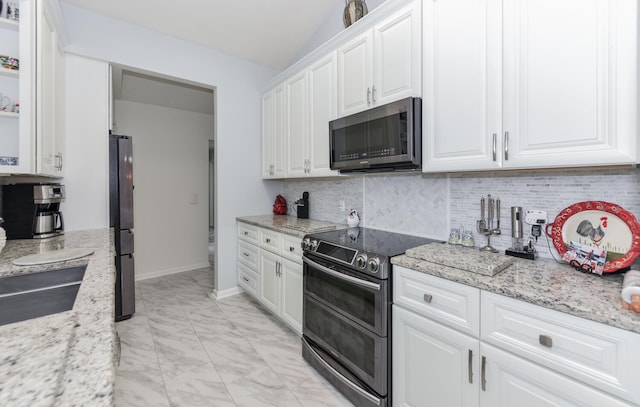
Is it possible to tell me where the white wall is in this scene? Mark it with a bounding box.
[62,54,110,232]
[114,100,212,279]
[60,4,283,294]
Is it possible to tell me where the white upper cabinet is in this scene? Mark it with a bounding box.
[36,0,65,176]
[275,51,339,179]
[285,70,308,178]
[307,52,338,177]
[423,0,639,172]
[338,1,421,117]
[262,84,286,179]
[0,0,66,176]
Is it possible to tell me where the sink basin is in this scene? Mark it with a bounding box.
[0,265,86,326]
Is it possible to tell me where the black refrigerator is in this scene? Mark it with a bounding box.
[109,133,135,321]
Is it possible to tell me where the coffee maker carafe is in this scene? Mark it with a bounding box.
[2,184,65,239]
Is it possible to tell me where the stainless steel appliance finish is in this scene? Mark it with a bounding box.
[329,97,422,173]
[301,227,439,407]
[110,133,135,322]
[2,184,65,239]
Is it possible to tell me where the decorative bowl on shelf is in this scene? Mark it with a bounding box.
[0,55,19,70]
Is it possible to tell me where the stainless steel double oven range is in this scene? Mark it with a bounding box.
[301,227,438,407]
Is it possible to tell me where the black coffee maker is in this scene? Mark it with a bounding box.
[2,184,65,239]
[295,192,309,219]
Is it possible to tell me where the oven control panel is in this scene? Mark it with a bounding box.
[302,238,389,278]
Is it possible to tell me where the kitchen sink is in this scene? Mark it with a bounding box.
[0,265,86,326]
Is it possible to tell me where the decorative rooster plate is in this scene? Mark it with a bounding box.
[545,201,640,273]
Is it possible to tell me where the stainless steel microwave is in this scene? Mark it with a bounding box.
[329,97,421,173]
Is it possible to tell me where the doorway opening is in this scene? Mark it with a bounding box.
[110,64,217,286]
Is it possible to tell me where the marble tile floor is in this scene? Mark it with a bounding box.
[115,267,354,407]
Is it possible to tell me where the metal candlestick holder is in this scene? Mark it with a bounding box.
[476,194,501,253]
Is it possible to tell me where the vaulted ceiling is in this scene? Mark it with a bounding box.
[60,0,345,70]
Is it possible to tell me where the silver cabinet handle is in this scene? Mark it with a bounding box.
[504,132,509,161]
[481,356,487,391]
[468,349,473,384]
[289,246,295,252]
[242,276,250,282]
[115,331,122,367]
[266,238,271,243]
[423,294,433,303]
[59,153,63,171]
[539,334,553,348]
[243,252,250,257]
[492,133,497,161]
[367,87,371,105]
[372,85,376,103]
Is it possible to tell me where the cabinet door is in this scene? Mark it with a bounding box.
[279,257,302,335]
[262,85,286,179]
[337,31,373,117]
[480,343,633,407]
[502,0,638,168]
[373,1,422,106]
[259,250,280,314]
[261,90,275,178]
[285,71,308,177]
[308,51,338,177]
[36,0,61,176]
[393,305,480,407]
[422,0,503,172]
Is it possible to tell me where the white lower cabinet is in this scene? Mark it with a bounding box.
[392,266,638,407]
[480,343,631,407]
[393,305,479,407]
[259,248,303,335]
[237,222,303,335]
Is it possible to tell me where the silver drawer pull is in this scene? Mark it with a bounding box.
[289,247,295,252]
[423,294,433,303]
[243,252,250,257]
[266,238,271,243]
[539,334,553,348]
[468,349,473,384]
[242,277,250,282]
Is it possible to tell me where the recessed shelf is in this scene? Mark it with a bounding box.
[0,17,19,32]
[0,111,19,118]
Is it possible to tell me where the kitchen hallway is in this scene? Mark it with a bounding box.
[115,268,353,407]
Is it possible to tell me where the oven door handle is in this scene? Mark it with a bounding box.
[303,337,383,406]
[303,257,381,291]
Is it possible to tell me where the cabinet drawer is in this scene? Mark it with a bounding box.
[482,292,640,405]
[280,234,303,264]
[238,222,259,245]
[238,240,259,270]
[238,262,260,299]
[393,266,480,337]
[259,229,282,252]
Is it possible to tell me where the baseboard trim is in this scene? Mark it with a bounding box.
[135,262,211,281]
[210,286,243,300]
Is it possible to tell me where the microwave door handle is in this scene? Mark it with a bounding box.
[302,257,381,291]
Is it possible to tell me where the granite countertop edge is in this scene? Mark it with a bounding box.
[237,214,348,238]
[0,229,115,406]
[392,253,640,335]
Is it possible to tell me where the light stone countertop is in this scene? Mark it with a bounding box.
[0,229,115,406]
[393,245,640,335]
[237,215,348,238]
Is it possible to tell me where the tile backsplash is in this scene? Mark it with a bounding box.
[283,166,640,260]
